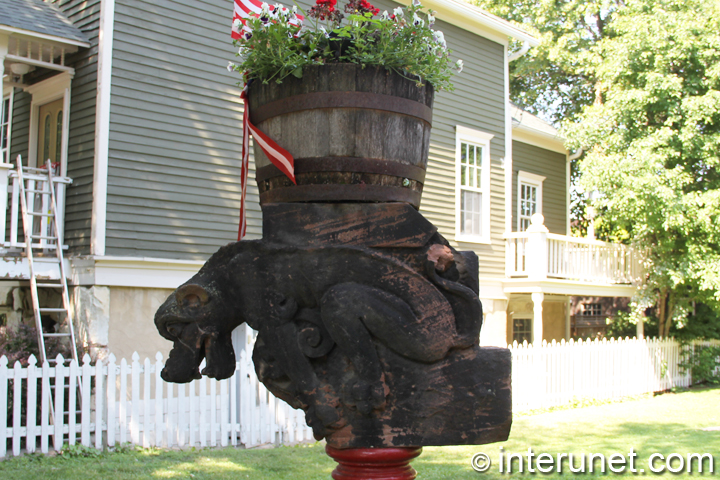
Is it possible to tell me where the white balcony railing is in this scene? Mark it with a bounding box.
[505,214,644,284]
[0,162,72,252]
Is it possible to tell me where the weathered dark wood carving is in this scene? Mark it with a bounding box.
[155,203,511,448]
[155,65,511,449]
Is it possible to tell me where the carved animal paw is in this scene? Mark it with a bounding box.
[348,380,387,415]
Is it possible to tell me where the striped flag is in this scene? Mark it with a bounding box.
[232,0,303,40]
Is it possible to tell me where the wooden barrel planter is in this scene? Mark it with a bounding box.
[248,64,434,208]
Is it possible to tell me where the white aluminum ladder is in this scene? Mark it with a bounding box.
[16,158,78,365]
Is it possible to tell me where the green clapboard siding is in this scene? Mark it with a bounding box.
[55,0,102,254]
[9,89,30,163]
[106,0,251,259]
[512,140,567,235]
[106,0,507,271]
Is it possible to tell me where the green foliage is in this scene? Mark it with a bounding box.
[471,0,618,124]
[0,323,71,366]
[60,444,103,459]
[230,2,459,90]
[565,0,720,336]
[679,345,720,385]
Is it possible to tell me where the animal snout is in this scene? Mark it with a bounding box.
[175,284,210,308]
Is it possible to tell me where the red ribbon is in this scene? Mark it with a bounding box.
[238,83,296,240]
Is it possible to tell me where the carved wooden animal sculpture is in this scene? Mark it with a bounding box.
[155,203,512,448]
[155,240,481,431]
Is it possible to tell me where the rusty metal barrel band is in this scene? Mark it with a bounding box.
[250,91,433,126]
[256,158,427,184]
[259,184,423,205]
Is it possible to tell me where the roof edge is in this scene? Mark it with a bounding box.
[0,25,90,48]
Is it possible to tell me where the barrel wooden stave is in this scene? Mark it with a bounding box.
[248,64,434,206]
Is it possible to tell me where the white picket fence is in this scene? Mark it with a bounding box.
[0,348,313,459]
[511,337,719,412]
[2,337,719,458]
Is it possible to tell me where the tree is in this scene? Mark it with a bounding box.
[564,0,720,337]
[474,0,720,337]
[472,0,622,124]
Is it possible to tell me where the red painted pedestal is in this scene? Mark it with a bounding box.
[325,445,423,480]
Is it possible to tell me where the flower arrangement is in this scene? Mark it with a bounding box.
[228,0,462,90]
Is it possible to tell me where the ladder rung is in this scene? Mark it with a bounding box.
[29,235,57,240]
[37,283,64,288]
[39,308,68,313]
[28,212,54,217]
[43,333,72,337]
[25,189,50,194]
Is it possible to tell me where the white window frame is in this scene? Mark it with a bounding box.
[517,170,545,232]
[1,91,13,164]
[455,125,493,244]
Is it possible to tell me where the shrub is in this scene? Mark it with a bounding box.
[679,344,720,385]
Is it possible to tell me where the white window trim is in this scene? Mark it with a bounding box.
[25,72,72,176]
[455,126,493,244]
[1,90,13,164]
[517,170,545,232]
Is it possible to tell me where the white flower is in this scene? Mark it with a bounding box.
[412,0,421,6]
[433,30,447,49]
[233,19,243,31]
[427,14,435,26]
[260,2,270,14]
[292,5,298,13]
[456,59,463,72]
[320,26,330,38]
[412,13,424,26]
[381,10,389,20]
[393,6,404,17]
[227,61,236,72]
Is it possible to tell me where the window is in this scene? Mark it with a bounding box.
[513,318,532,344]
[582,303,602,316]
[456,126,493,243]
[1,95,11,163]
[517,171,545,231]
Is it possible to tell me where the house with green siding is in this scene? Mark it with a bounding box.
[0,0,642,361]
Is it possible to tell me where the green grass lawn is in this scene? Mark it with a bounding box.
[2,387,718,479]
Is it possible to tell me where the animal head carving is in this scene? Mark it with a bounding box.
[155,244,245,383]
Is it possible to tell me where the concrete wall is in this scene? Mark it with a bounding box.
[107,286,174,362]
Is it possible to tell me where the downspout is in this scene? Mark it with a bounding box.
[566,148,582,236]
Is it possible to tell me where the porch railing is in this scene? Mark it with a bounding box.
[505,214,644,284]
[0,162,72,251]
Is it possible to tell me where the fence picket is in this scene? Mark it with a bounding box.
[95,357,104,449]
[40,359,50,453]
[154,353,164,448]
[0,356,7,459]
[131,353,140,445]
[119,357,128,445]
[12,360,22,456]
[143,357,152,448]
[53,354,65,452]
[26,356,38,453]
[68,358,78,445]
[81,355,92,446]
[107,354,117,448]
